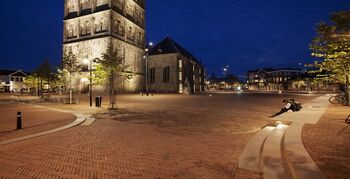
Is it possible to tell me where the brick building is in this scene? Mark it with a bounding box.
[247,68,304,91]
[148,37,206,93]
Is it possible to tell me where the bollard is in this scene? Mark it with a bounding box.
[17,111,22,130]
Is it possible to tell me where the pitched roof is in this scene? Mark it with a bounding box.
[0,69,28,76]
[248,67,303,73]
[149,37,201,64]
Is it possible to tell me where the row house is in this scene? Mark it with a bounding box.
[247,68,304,91]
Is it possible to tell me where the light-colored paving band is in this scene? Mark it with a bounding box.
[82,117,96,126]
[284,123,326,179]
[238,126,275,172]
[0,116,86,146]
[262,124,290,179]
[237,95,330,179]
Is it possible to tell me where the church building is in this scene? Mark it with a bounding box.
[148,37,206,94]
[63,0,146,92]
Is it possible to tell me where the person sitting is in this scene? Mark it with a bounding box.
[289,98,302,111]
[269,99,293,118]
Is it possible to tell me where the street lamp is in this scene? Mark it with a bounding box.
[223,65,229,77]
[83,58,98,107]
[145,41,153,96]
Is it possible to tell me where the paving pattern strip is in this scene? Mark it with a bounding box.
[0,116,85,146]
[237,95,330,179]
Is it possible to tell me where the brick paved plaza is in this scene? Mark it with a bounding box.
[0,93,348,178]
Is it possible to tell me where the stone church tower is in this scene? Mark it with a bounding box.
[63,0,145,92]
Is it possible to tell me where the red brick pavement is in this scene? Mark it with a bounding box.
[0,93,321,178]
[0,119,253,178]
[0,103,76,142]
[303,104,350,179]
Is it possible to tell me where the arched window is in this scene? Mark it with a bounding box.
[95,18,107,33]
[80,0,91,10]
[127,26,134,40]
[113,20,124,36]
[113,0,124,12]
[81,21,91,36]
[66,25,75,39]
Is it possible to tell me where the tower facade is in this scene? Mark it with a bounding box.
[63,0,145,92]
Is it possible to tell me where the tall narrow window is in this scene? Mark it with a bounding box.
[163,66,170,83]
[149,68,155,84]
[179,59,183,69]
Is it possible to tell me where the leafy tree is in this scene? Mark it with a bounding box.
[24,60,61,98]
[60,51,82,104]
[310,9,350,105]
[23,74,40,95]
[35,60,55,97]
[94,45,133,110]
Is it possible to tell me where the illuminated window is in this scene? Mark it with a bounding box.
[179,72,182,81]
[179,84,183,93]
[179,60,183,69]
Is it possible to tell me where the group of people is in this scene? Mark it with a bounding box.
[269,98,302,118]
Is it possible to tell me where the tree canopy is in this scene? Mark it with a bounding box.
[310,9,350,105]
[94,45,133,109]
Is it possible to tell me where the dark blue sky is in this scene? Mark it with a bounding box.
[0,1,348,78]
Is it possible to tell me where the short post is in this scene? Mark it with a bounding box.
[17,111,22,130]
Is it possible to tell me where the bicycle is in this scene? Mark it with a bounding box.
[329,93,347,105]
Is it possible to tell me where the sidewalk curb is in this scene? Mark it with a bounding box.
[0,114,86,146]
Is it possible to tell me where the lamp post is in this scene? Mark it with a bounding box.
[83,58,95,107]
[223,65,229,91]
[223,65,229,77]
[145,42,153,96]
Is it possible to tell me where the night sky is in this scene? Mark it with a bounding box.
[0,1,348,79]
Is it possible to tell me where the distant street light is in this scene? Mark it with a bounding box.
[223,65,229,77]
[145,41,153,96]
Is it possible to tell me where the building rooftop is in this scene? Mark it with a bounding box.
[149,37,202,65]
[247,67,303,73]
[0,69,28,76]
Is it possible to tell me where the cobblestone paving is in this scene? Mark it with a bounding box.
[0,119,253,178]
[303,104,350,179]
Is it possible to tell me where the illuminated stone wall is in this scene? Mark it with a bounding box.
[63,0,145,93]
[148,53,179,93]
[148,53,206,93]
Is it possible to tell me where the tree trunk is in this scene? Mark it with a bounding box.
[40,78,43,98]
[345,74,349,106]
[69,75,73,104]
[109,72,117,110]
[48,79,51,99]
